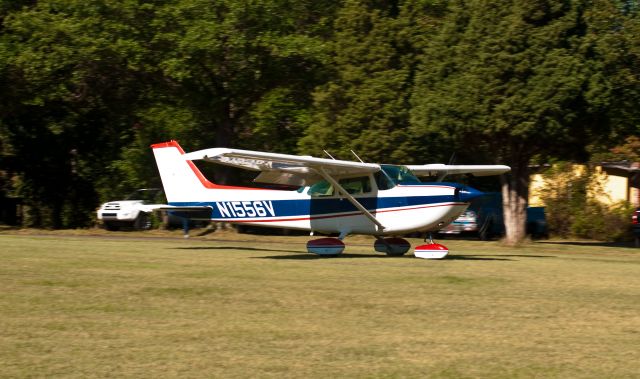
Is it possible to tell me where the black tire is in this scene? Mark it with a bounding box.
[134,213,151,230]
[478,218,492,241]
[103,222,119,231]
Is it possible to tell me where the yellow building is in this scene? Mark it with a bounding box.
[529,163,640,207]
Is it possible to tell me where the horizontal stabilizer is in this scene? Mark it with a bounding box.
[151,206,213,212]
[150,205,213,220]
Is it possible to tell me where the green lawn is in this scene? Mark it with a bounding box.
[1,231,639,378]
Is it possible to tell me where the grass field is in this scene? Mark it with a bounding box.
[1,230,639,378]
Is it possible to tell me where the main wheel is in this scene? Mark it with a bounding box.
[478,218,493,240]
[374,238,411,256]
[103,222,119,231]
[134,213,152,230]
[307,238,345,256]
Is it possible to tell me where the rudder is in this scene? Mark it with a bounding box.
[151,141,210,203]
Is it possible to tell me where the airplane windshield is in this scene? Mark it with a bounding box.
[381,165,421,185]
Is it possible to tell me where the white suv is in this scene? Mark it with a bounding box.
[97,189,165,231]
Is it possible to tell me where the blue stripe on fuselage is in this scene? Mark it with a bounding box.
[170,194,460,220]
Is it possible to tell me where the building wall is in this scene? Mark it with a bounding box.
[529,164,632,206]
[528,173,546,207]
[631,187,640,207]
[590,166,629,204]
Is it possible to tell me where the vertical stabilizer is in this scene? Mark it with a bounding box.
[151,141,209,203]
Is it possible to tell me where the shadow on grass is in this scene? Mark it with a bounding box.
[473,254,554,258]
[449,254,557,260]
[173,246,303,254]
[175,246,406,259]
[174,247,547,261]
[537,240,638,249]
[256,253,408,260]
[446,255,514,261]
[259,254,518,261]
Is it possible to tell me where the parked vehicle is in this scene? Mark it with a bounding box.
[438,193,548,239]
[438,210,478,235]
[633,208,640,247]
[96,188,164,231]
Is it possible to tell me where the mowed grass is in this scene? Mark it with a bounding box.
[1,231,640,378]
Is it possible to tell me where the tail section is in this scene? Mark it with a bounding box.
[151,141,214,203]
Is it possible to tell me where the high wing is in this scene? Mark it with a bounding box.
[407,164,511,180]
[183,148,380,187]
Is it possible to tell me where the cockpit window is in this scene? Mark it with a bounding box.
[381,165,421,185]
[375,171,394,190]
[308,176,373,197]
[308,180,334,196]
[339,176,371,195]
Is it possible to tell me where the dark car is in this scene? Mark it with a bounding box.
[438,192,548,240]
[438,209,479,236]
[633,208,640,247]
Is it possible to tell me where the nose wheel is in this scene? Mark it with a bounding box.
[414,233,449,259]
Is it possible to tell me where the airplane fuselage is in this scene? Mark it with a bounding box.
[152,142,483,236]
[168,181,479,236]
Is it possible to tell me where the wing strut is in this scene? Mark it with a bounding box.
[316,167,386,232]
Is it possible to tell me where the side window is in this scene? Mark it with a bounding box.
[308,180,334,197]
[338,176,372,195]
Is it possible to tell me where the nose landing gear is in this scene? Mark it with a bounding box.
[414,233,449,259]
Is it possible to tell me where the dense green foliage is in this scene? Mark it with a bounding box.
[410,0,639,243]
[1,0,638,232]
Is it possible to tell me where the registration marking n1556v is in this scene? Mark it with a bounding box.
[216,201,275,218]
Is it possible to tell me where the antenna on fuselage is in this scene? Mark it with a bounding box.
[350,150,364,163]
[323,150,336,160]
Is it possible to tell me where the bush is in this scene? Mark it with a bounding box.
[537,162,587,238]
[571,201,634,242]
[537,162,634,241]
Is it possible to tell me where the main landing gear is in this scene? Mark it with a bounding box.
[374,237,411,256]
[305,234,449,259]
[306,237,346,256]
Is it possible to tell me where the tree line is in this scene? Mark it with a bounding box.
[1,0,638,244]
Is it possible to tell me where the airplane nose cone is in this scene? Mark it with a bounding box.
[456,186,484,203]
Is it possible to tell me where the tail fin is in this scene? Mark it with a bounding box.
[151,141,211,203]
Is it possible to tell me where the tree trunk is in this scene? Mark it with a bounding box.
[501,163,530,246]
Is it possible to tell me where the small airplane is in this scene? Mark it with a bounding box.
[151,140,510,259]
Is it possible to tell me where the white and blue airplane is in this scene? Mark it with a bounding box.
[151,140,510,259]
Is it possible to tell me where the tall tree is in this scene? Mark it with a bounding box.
[152,0,334,179]
[0,0,156,227]
[410,0,638,245]
[583,0,640,151]
[300,0,446,163]
[0,0,334,225]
